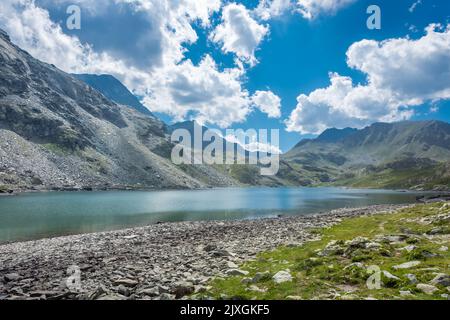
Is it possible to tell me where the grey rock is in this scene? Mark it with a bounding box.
[430,274,450,287]
[393,261,421,270]
[416,283,439,295]
[4,273,20,282]
[172,282,195,299]
[405,274,418,284]
[113,278,138,287]
[272,270,292,284]
[225,269,249,276]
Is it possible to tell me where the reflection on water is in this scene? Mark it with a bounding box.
[0,187,423,243]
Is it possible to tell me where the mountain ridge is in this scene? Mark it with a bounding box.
[72,73,155,118]
[0,29,239,192]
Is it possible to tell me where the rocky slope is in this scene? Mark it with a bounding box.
[0,29,237,192]
[73,74,155,118]
[0,204,404,300]
[277,121,450,190]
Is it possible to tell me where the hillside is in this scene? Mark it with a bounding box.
[279,121,450,190]
[73,74,155,118]
[0,29,237,192]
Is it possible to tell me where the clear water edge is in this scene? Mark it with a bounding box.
[0,187,426,244]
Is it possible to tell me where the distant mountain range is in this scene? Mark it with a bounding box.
[278,121,450,190]
[0,28,449,192]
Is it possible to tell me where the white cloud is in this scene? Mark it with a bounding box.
[254,0,292,20]
[346,24,450,104]
[210,3,269,66]
[0,0,271,127]
[286,24,450,134]
[409,0,422,13]
[296,0,357,19]
[143,55,252,128]
[251,90,282,118]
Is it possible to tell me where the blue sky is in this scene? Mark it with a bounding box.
[1,0,449,152]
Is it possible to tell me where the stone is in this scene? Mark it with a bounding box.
[272,270,292,284]
[158,285,170,294]
[318,241,344,256]
[173,282,195,299]
[4,273,20,282]
[416,283,439,295]
[113,278,138,287]
[159,293,176,300]
[405,274,418,284]
[247,285,267,293]
[399,290,413,297]
[344,262,364,270]
[225,269,249,276]
[212,249,234,257]
[382,271,401,287]
[430,274,450,287]
[346,237,369,248]
[203,244,217,252]
[428,227,445,235]
[88,286,107,300]
[138,287,159,297]
[251,271,271,283]
[286,296,302,300]
[365,242,382,250]
[378,235,408,243]
[226,261,238,269]
[400,245,417,252]
[382,271,400,281]
[438,246,448,252]
[117,285,130,297]
[393,261,421,270]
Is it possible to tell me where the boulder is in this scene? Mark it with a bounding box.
[225,269,249,276]
[172,282,195,299]
[393,261,421,270]
[430,274,450,287]
[272,270,293,284]
[416,283,439,295]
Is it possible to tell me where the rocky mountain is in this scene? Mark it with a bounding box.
[0,29,237,192]
[72,73,154,118]
[279,121,450,190]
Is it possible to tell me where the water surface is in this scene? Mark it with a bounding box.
[0,187,423,243]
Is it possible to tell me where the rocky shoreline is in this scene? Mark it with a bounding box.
[0,204,412,300]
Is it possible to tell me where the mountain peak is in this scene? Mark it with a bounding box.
[316,127,358,143]
[73,73,154,118]
[0,29,10,42]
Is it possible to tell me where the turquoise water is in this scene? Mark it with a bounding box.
[0,187,423,243]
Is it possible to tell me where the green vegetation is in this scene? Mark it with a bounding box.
[40,143,71,156]
[200,203,450,300]
[330,162,450,190]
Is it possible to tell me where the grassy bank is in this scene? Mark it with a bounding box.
[200,203,450,300]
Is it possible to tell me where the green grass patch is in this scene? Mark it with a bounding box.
[199,203,450,300]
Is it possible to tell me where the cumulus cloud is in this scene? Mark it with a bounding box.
[286,24,450,134]
[0,0,276,127]
[251,90,282,118]
[210,3,269,66]
[143,55,252,128]
[254,0,292,20]
[296,0,357,19]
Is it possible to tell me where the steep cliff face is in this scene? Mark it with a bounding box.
[0,29,237,192]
